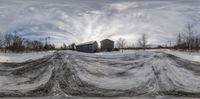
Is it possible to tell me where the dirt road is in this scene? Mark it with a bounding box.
[0,51,200,98]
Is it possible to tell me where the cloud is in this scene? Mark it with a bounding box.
[0,0,200,47]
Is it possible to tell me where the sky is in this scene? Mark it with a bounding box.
[0,0,200,47]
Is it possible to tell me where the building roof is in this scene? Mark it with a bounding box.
[100,39,114,43]
[76,41,97,46]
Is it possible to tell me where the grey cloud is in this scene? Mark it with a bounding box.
[0,0,200,47]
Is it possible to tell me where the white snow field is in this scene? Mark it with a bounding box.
[0,51,55,63]
[0,50,200,98]
[160,49,200,63]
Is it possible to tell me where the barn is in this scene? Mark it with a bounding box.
[76,41,98,53]
[100,39,114,51]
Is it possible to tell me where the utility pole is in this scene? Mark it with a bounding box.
[45,37,48,46]
[168,40,172,48]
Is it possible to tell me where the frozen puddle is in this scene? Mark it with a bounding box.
[0,51,200,97]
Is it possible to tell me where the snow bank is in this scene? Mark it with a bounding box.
[0,51,55,63]
[152,49,200,63]
[95,50,139,55]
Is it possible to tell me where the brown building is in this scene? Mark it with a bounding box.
[100,39,114,51]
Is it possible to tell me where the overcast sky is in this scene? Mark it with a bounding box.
[0,0,200,47]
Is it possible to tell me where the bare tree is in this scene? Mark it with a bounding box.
[12,32,25,52]
[61,43,67,50]
[24,39,45,51]
[174,23,200,51]
[2,32,58,52]
[24,40,32,51]
[138,33,148,49]
[0,34,3,49]
[176,33,182,47]
[4,33,13,49]
[68,43,76,50]
[32,40,44,51]
[194,36,200,51]
[184,23,195,51]
[116,38,126,52]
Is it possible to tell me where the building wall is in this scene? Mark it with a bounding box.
[76,42,97,53]
[101,40,114,51]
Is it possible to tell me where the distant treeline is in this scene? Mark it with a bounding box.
[174,23,200,51]
[0,32,55,53]
[115,23,200,52]
[60,43,76,50]
[1,23,199,53]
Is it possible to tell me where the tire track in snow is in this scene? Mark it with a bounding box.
[0,51,200,97]
[62,52,200,97]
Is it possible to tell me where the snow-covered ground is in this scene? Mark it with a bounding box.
[0,51,55,63]
[67,51,200,93]
[149,49,200,63]
[0,49,199,63]
[0,50,200,97]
